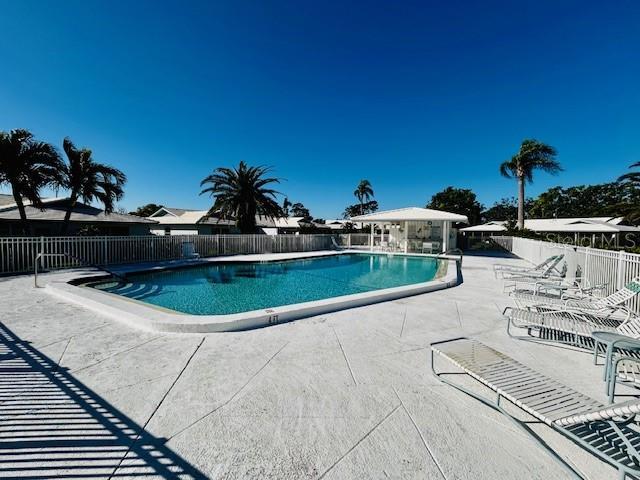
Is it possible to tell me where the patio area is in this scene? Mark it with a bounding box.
[0,251,630,479]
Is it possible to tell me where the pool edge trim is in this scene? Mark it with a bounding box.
[45,251,462,333]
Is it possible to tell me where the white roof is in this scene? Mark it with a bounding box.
[351,207,468,223]
[460,221,507,233]
[461,217,639,234]
[273,217,305,228]
[148,207,209,224]
[0,197,62,213]
[525,217,638,233]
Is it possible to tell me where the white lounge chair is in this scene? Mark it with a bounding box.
[493,254,564,279]
[508,277,607,306]
[181,241,200,259]
[431,338,640,480]
[330,237,343,250]
[501,261,568,293]
[510,277,640,322]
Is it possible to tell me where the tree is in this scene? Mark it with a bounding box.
[59,138,126,234]
[482,197,534,222]
[618,161,640,186]
[528,183,640,219]
[426,187,483,225]
[290,202,310,219]
[353,179,374,215]
[499,139,561,229]
[282,198,292,217]
[129,203,164,217]
[0,129,63,235]
[618,162,640,222]
[343,200,378,219]
[200,161,284,233]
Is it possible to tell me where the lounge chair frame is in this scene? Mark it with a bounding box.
[431,337,640,480]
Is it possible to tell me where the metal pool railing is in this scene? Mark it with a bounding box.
[0,234,337,275]
[491,235,640,315]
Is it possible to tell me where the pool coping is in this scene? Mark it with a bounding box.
[45,250,462,333]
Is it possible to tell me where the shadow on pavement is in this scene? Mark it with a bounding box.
[0,322,208,479]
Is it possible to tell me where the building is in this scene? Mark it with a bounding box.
[0,196,156,236]
[460,217,640,246]
[147,207,323,235]
[351,207,468,253]
[147,207,237,235]
[324,219,366,231]
[259,217,325,235]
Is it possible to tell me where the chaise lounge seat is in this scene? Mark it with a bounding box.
[510,277,640,319]
[504,306,631,345]
[493,254,564,278]
[431,338,640,480]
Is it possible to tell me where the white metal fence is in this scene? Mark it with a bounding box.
[0,234,337,275]
[492,236,640,314]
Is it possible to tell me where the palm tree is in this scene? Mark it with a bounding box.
[618,162,640,185]
[200,161,283,233]
[59,137,126,234]
[0,129,63,235]
[499,140,561,229]
[282,198,292,217]
[353,179,374,216]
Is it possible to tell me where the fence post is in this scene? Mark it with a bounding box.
[39,236,45,270]
[103,237,108,265]
[583,247,590,284]
[617,250,625,290]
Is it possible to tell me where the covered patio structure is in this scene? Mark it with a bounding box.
[351,207,468,253]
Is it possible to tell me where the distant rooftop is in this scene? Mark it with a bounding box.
[0,198,156,224]
[461,217,640,234]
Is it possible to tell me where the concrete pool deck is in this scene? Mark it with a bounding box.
[0,251,633,479]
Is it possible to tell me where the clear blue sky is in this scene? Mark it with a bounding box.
[1,0,639,219]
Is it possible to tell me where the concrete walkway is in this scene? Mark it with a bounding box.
[0,252,629,479]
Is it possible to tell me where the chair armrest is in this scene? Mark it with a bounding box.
[611,337,640,351]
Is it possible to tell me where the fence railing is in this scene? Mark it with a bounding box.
[491,236,640,315]
[0,234,337,275]
[334,233,371,248]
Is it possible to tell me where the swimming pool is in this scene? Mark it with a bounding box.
[91,253,442,315]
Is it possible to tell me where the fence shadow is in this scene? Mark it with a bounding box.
[0,322,208,479]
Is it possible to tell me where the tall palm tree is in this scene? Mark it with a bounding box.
[499,139,561,229]
[353,179,374,216]
[59,137,126,234]
[200,161,283,233]
[0,129,63,235]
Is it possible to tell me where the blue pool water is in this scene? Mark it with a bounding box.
[92,253,441,315]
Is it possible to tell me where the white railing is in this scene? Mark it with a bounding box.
[492,236,640,314]
[0,234,336,275]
